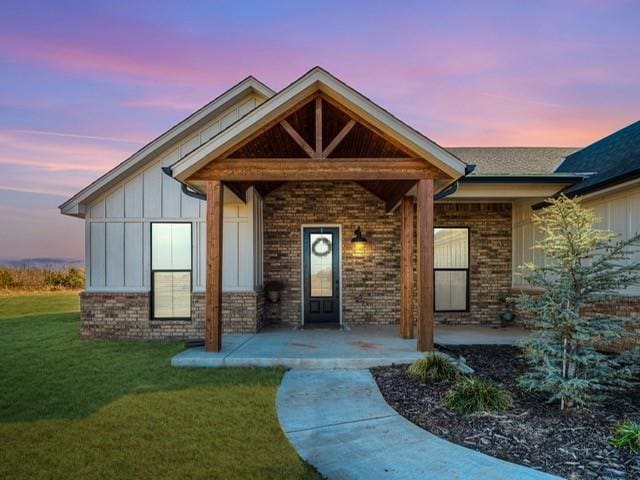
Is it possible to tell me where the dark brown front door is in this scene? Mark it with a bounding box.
[303,227,340,324]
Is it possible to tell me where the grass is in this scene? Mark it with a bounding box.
[443,377,513,415]
[406,352,459,383]
[610,420,640,453]
[0,292,320,479]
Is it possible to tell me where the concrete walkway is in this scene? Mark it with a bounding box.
[277,369,559,480]
[172,325,528,369]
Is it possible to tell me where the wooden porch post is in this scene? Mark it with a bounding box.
[400,197,414,339]
[416,179,434,352]
[205,180,223,352]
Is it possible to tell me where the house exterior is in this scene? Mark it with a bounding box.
[59,67,640,352]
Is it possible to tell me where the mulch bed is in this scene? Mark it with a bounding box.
[371,345,640,480]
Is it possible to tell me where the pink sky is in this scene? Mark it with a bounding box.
[0,0,639,260]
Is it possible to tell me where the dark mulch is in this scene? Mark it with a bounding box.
[371,345,640,480]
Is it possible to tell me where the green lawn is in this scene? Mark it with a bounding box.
[0,292,319,480]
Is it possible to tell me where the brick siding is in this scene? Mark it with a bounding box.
[263,181,401,327]
[432,202,513,326]
[80,290,263,339]
[263,181,512,327]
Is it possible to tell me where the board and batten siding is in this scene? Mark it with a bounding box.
[85,93,264,294]
[512,187,640,295]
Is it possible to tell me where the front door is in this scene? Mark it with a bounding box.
[303,227,340,324]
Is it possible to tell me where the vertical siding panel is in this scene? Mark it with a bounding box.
[181,192,200,218]
[220,108,239,129]
[609,198,628,238]
[91,200,105,219]
[223,221,239,288]
[143,221,151,289]
[106,223,125,286]
[628,193,640,294]
[124,222,143,287]
[179,133,200,158]
[200,120,220,143]
[192,221,200,291]
[238,97,256,116]
[106,187,125,218]
[84,220,91,289]
[238,220,252,288]
[161,149,181,218]
[143,163,162,218]
[199,221,207,290]
[125,174,143,218]
[90,222,106,287]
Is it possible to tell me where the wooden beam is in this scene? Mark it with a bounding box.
[322,119,356,158]
[416,178,434,352]
[280,120,316,158]
[205,180,223,352]
[221,95,320,160]
[315,97,322,157]
[400,197,414,339]
[320,93,421,160]
[191,158,440,182]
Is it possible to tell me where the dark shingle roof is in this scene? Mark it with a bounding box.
[447,147,578,175]
[556,120,640,195]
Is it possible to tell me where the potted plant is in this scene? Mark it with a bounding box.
[264,280,285,304]
[498,295,516,327]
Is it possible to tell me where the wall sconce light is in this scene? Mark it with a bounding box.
[351,226,367,244]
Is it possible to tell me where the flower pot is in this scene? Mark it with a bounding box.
[267,290,281,303]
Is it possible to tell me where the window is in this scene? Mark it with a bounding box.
[151,223,192,319]
[434,227,469,312]
[310,232,334,297]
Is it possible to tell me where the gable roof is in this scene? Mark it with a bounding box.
[59,76,275,216]
[170,67,468,183]
[555,120,640,195]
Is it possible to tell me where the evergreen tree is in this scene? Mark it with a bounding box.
[517,195,640,410]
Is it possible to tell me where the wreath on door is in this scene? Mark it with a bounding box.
[312,237,332,257]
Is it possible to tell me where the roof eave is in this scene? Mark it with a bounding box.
[59,76,275,216]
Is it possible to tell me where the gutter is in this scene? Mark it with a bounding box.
[434,164,476,201]
[161,167,206,201]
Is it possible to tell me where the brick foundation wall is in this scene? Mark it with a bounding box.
[80,290,262,339]
[432,203,512,326]
[514,291,640,349]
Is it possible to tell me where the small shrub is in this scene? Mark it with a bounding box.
[444,377,512,415]
[0,268,16,289]
[0,266,84,291]
[407,352,458,383]
[610,420,640,453]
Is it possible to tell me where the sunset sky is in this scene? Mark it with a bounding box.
[1,0,639,260]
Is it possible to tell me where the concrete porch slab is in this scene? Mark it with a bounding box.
[171,325,528,369]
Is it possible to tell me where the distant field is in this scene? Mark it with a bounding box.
[0,292,319,480]
[0,265,84,291]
